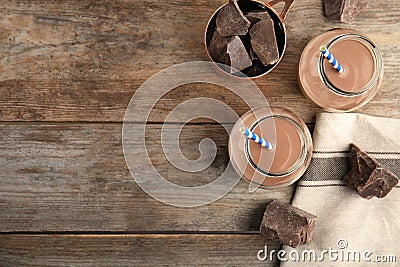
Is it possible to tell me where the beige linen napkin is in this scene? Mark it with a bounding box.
[280,113,400,267]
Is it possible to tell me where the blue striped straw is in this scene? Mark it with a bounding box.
[239,127,273,150]
[320,45,344,74]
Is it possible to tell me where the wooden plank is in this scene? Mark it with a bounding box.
[0,234,280,266]
[0,0,399,123]
[0,123,294,232]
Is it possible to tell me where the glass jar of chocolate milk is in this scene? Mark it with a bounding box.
[298,29,383,112]
[229,107,312,189]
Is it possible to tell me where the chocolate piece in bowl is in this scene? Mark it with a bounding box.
[227,36,252,71]
[260,200,317,248]
[216,0,251,36]
[237,33,258,61]
[219,53,231,66]
[248,47,259,60]
[343,144,399,199]
[245,60,265,77]
[245,11,272,24]
[208,31,232,63]
[249,19,279,66]
[323,0,369,24]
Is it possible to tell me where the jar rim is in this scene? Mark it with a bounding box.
[244,115,307,177]
[318,33,383,96]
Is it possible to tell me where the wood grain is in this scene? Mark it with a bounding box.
[1,0,399,265]
[0,234,279,266]
[0,0,399,123]
[0,123,294,232]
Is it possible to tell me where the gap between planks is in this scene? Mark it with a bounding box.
[0,231,260,236]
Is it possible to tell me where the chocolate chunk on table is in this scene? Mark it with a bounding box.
[249,19,279,66]
[227,36,252,71]
[324,0,369,24]
[208,31,231,62]
[245,11,272,24]
[260,200,317,248]
[343,144,399,199]
[216,0,251,36]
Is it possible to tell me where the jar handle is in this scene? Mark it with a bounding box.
[266,0,295,21]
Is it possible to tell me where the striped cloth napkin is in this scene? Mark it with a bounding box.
[280,113,400,267]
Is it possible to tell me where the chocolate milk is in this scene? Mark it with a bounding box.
[229,107,312,188]
[298,29,383,112]
[249,118,301,174]
[324,39,374,92]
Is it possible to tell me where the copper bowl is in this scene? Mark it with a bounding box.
[205,0,295,78]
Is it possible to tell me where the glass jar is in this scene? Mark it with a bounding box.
[229,106,312,189]
[298,29,383,112]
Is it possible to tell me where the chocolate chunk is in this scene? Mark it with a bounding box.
[249,48,259,60]
[245,11,272,24]
[260,200,317,248]
[246,60,265,77]
[216,0,251,36]
[343,144,399,199]
[239,34,258,60]
[218,53,231,67]
[227,36,252,71]
[215,53,232,74]
[208,31,231,62]
[250,19,279,66]
[324,0,369,24]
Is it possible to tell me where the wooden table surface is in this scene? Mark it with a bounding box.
[0,0,399,266]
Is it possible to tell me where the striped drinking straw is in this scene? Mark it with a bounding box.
[239,127,273,150]
[320,45,344,74]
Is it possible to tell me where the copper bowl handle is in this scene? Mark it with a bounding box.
[266,0,295,21]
